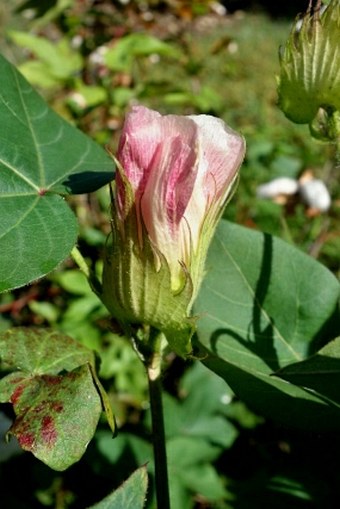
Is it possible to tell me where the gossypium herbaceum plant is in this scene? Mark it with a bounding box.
[99,106,245,508]
[0,4,340,504]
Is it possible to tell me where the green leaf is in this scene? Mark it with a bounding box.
[274,337,340,407]
[0,55,114,292]
[8,32,83,81]
[68,82,108,112]
[0,194,78,292]
[267,476,313,501]
[167,436,226,506]
[0,328,104,470]
[164,86,223,112]
[17,0,73,29]
[194,220,340,430]
[88,466,148,509]
[96,430,153,469]
[16,60,62,89]
[104,33,181,73]
[0,327,94,374]
[160,363,238,448]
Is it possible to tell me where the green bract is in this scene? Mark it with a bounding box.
[278,0,340,136]
[102,209,195,357]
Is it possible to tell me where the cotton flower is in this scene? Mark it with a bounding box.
[102,106,245,355]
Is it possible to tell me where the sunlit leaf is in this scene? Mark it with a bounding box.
[194,220,340,430]
[105,33,181,73]
[0,55,114,292]
[8,31,83,80]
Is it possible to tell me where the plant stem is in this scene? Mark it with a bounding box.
[70,246,102,295]
[71,246,90,277]
[331,110,340,162]
[145,331,171,509]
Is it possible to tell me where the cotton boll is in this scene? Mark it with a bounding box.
[257,177,299,199]
[299,179,331,212]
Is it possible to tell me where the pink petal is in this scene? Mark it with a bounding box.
[117,106,163,192]
[190,115,245,203]
[117,105,200,233]
[181,115,245,253]
[115,106,245,290]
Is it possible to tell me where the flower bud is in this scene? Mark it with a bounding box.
[102,106,245,355]
[278,0,340,137]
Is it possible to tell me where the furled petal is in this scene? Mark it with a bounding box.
[117,106,200,284]
[184,115,245,252]
[115,105,245,292]
[117,106,197,215]
[190,114,245,201]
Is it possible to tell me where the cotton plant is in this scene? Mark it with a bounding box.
[100,107,244,508]
[0,1,340,508]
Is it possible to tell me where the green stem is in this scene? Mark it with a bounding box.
[144,331,171,509]
[70,246,102,295]
[71,246,91,278]
[331,110,340,161]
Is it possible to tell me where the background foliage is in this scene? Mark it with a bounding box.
[0,1,339,508]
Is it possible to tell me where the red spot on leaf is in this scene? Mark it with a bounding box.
[10,385,25,405]
[41,374,62,385]
[18,432,35,450]
[41,416,57,446]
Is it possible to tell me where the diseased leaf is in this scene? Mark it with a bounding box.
[194,220,340,430]
[0,55,114,292]
[0,364,102,471]
[0,327,94,374]
[88,466,148,509]
[0,328,113,470]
